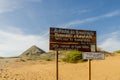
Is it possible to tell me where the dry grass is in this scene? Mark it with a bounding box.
[0,55,120,80]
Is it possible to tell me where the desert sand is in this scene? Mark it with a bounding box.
[0,55,120,80]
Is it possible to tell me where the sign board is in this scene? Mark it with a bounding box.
[50,27,96,52]
[82,52,105,60]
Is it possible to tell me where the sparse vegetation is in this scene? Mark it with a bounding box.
[62,50,84,63]
[45,58,52,61]
[16,58,26,62]
[114,50,120,54]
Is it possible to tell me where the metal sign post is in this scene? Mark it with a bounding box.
[83,52,105,80]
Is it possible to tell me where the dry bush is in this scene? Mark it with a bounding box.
[15,58,26,62]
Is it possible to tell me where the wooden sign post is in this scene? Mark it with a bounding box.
[49,27,97,80]
[89,59,91,80]
[56,50,59,80]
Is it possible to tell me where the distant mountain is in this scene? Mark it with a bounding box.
[19,45,46,58]
[0,57,4,59]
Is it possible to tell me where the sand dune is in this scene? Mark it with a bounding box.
[0,55,120,80]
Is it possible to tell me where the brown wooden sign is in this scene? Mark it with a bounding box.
[50,27,96,52]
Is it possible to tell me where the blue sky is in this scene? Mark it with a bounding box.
[0,0,120,57]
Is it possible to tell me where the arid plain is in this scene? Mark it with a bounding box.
[0,54,120,80]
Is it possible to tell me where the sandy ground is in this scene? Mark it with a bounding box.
[0,55,120,80]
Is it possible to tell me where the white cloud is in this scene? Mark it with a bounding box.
[0,0,42,14]
[0,27,49,57]
[62,10,120,28]
[0,0,19,13]
[99,31,120,52]
[103,10,120,17]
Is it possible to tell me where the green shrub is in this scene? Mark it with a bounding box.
[114,50,120,54]
[45,58,52,61]
[62,50,84,63]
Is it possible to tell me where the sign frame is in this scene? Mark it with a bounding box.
[50,27,97,52]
